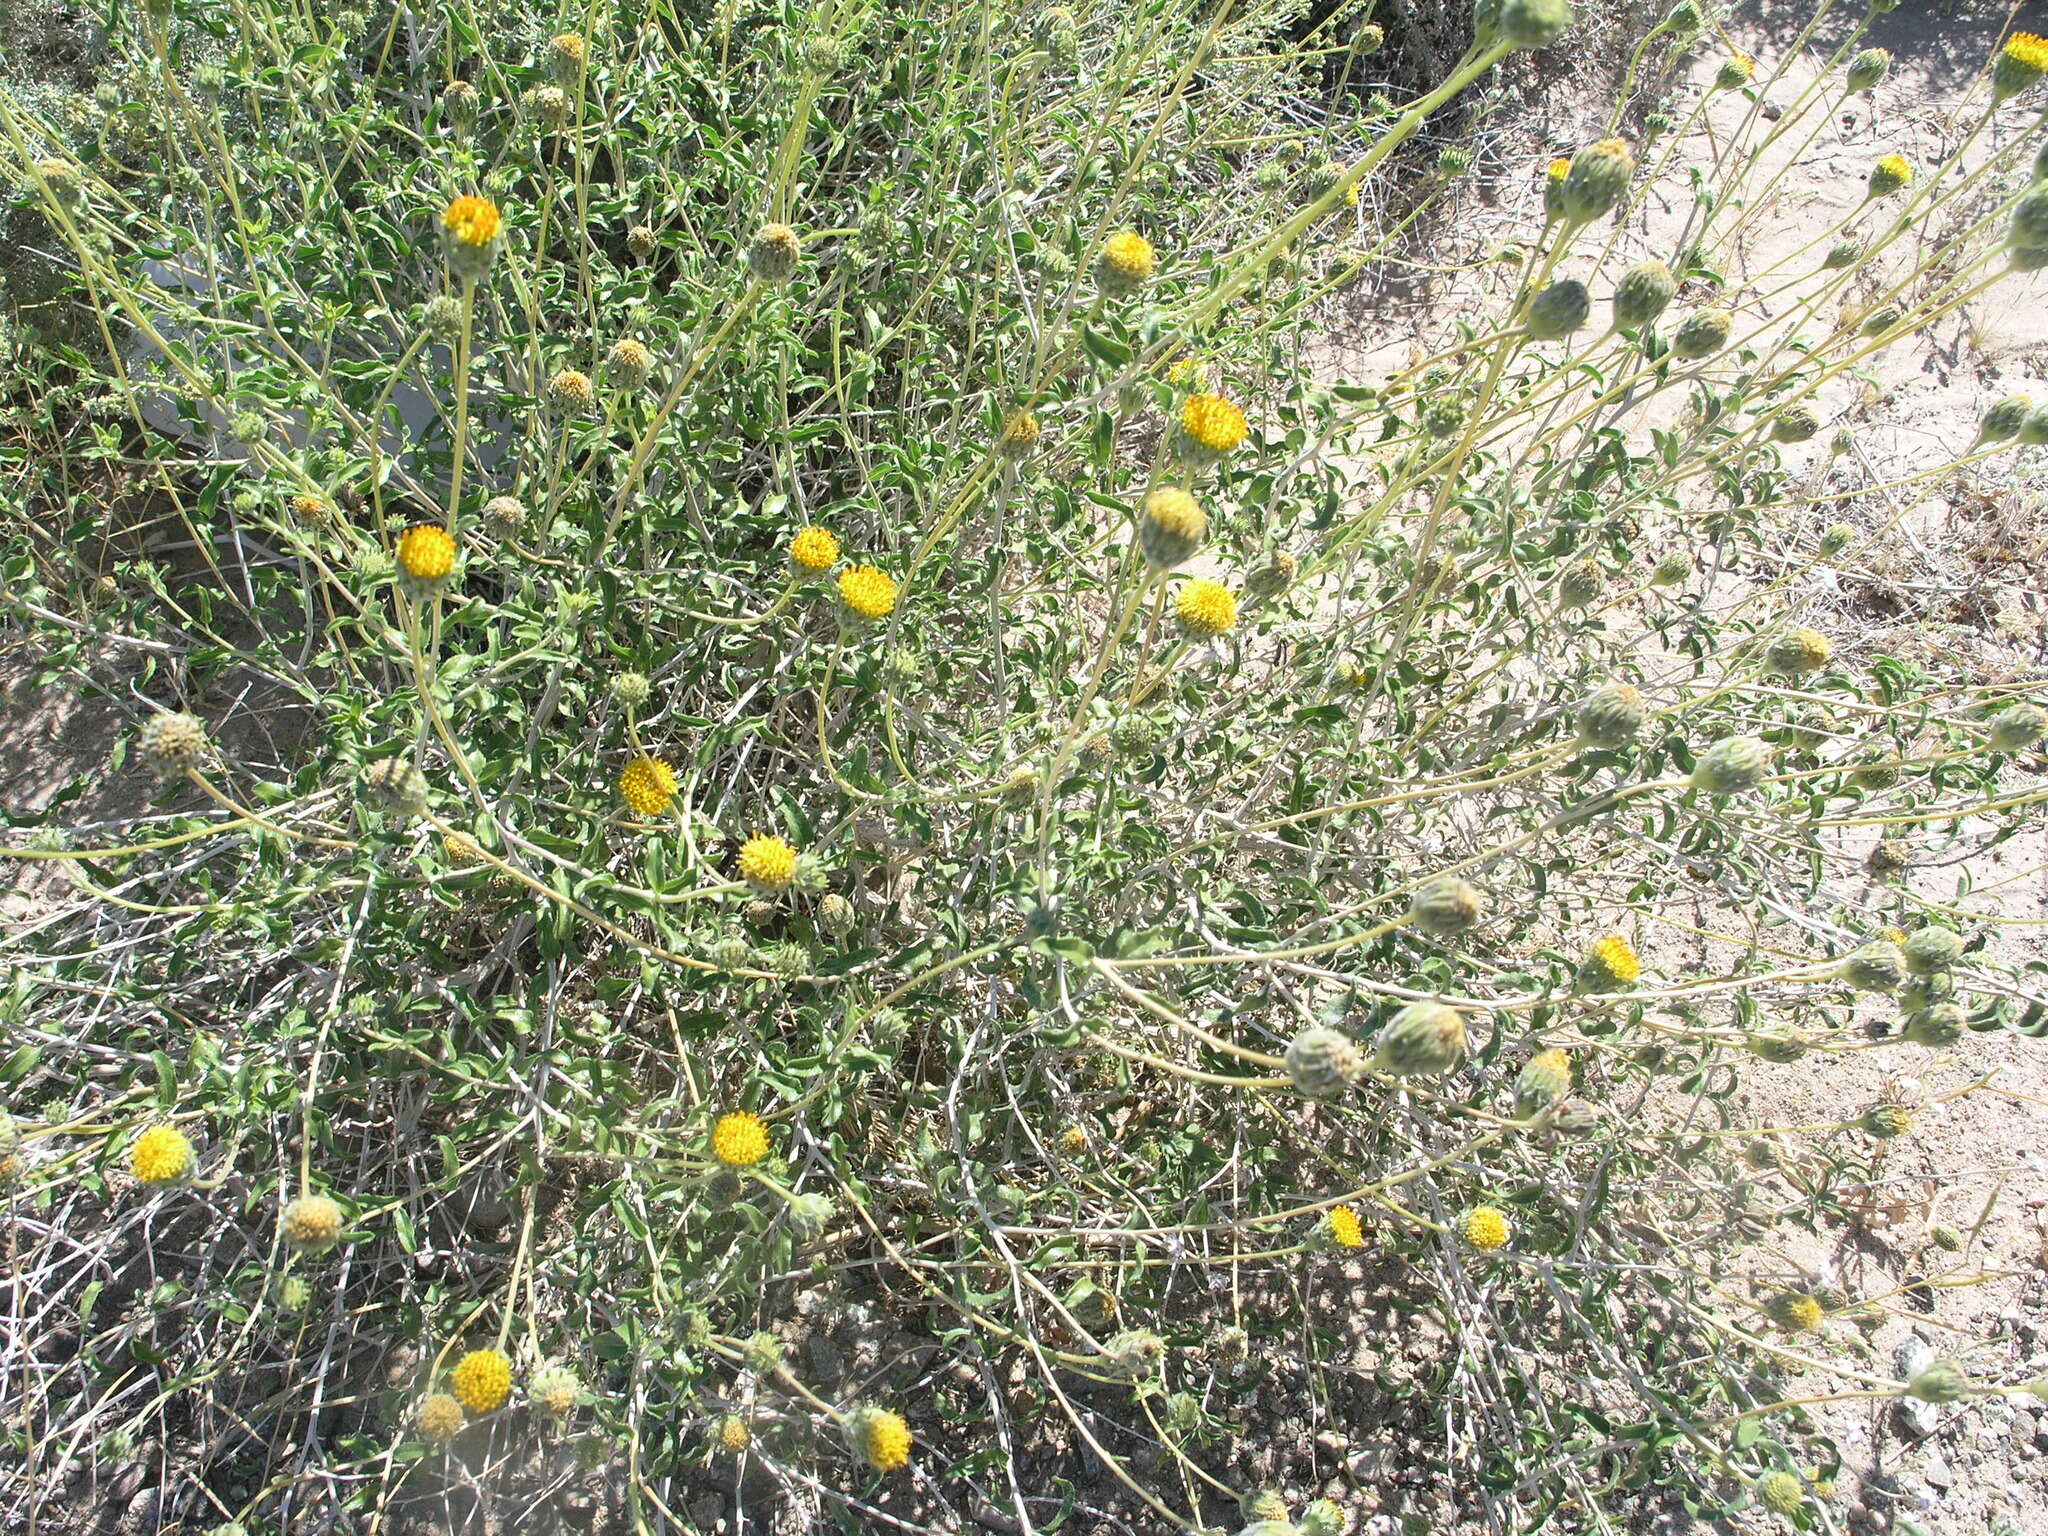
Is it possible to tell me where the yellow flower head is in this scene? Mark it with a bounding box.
[838,563,898,620]
[550,31,587,68]
[1138,487,1207,570]
[1768,1291,1825,1332]
[998,407,1041,455]
[1586,934,1641,985]
[418,1393,467,1444]
[282,1194,345,1254]
[1546,157,1571,183]
[1167,355,1207,389]
[397,524,457,582]
[1325,1205,1365,1249]
[1180,393,1248,454]
[738,833,798,892]
[850,1406,913,1472]
[291,493,329,522]
[443,831,485,866]
[1998,32,2048,98]
[1458,1205,1511,1252]
[130,1125,193,1186]
[1099,230,1156,283]
[2008,32,2048,69]
[790,525,841,571]
[716,1414,752,1452]
[449,1348,513,1415]
[618,756,677,817]
[712,1110,770,1167]
[441,195,502,248]
[1869,154,1913,196]
[1175,578,1238,640]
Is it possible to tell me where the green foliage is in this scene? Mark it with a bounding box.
[3,1,2047,1532]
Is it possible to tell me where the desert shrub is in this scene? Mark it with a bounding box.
[3,1,2048,1532]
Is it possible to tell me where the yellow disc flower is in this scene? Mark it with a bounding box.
[1767,1291,1825,1332]
[397,524,456,582]
[1326,1205,1365,1249]
[1096,230,1156,297]
[1458,1206,1511,1252]
[711,1111,770,1167]
[1868,154,1913,197]
[1995,32,2048,99]
[418,1393,467,1444]
[738,833,798,892]
[130,1125,193,1186]
[618,756,677,817]
[790,526,840,572]
[441,195,502,249]
[1137,487,1207,570]
[717,1414,752,1452]
[282,1194,346,1255]
[1179,393,1248,456]
[1581,934,1641,989]
[849,1406,913,1472]
[449,1348,513,1415]
[838,564,898,620]
[1175,578,1238,640]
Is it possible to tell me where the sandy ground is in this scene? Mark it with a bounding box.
[1310,4,2048,1532]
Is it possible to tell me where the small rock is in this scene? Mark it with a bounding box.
[1922,1454,1953,1490]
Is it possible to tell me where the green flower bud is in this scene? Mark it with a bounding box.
[1715,54,1755,91]
[1372,1001,1469,1076]
[1244,549,1298,600]
[1860,1103,1914,1139]
[785,1190,836,1240]
[747,223,801,285]
[1671,307,1733,359]
[1903,1003,1966,1047]
[362,755,428,819]
[1850,758,1899,791]
[1240,1490,1291,1523]
[1284,1026,1364,1096]
[1689,736,1772,795]
[1477,0,1576,51]
[819,892,857,939]
[1612,259,1678,330]
[1744,1137,1783,1170]
[1988,702,2048,750]
[1770,404,1823,444]
[1650,550,1692,586]
[1906,1360,1970,1404]
[1514,1048,1573,1117]
[1928,1223,1964,1253]
[1822,237,1864,271]
[1841,943,1904,994]
[1766,626,1833,674]
[1558,558,1604,608]
[1860,303,1903,338]
[1436,146,1474,177]
[1351,23,1385,56]
[1846,47,1891,94]
[1756,1471,1804,1516]
[1899,971,1956,1011]
[1901,927,1962,975]
[609,671,651,708]
[1575,682,1649,748]
[1409,876,1484,936]
[1300,1498,1350,1536]
[2021,405,2048,446]
[1526,278,1591,339]
[422,293,466,341]
[1818,523,1855,557]
[1976,393,2032,446]
[1643,111,1676,138]
[1665,1,1703,35]
[1559,138,1635,224]
[1765,1290,1824,1331]
[1102,1328,1164,1380]
[1746,1030,1808,1064]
